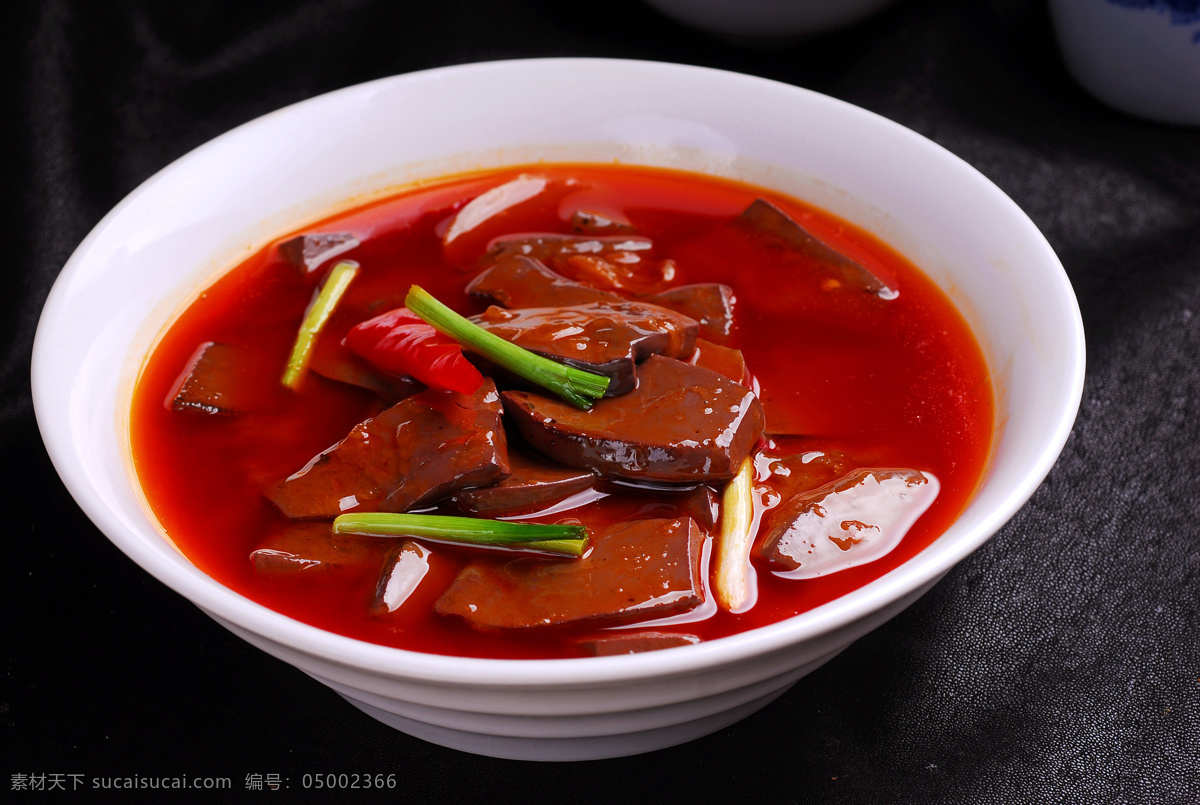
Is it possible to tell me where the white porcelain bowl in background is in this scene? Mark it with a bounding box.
[32,59,1084,761]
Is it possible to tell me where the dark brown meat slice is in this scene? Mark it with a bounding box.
[466,255,622,308]
[470,254,702,316]
[558,254,677,295]
[250,522,385,576]
[168,341,250,415]
[267,380,509,518]
[641,283,735,342]
[469,257,735,340]
[502,355,765,484]
[758,468,940,576]
[580,632,701,656]
[486,232,653,265]
[277,231,360,274]
[472,301,698,396]
[434,517,705,630]
[452,448,596,516]
[739,198,895,298]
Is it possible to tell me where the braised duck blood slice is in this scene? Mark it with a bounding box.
[452,448,596,516]
[267,380,509,518]
[277,231,360,274]
[739,198,895,297]
[434,517,705,630]
[558,254,676,295]
[758,468,940,577]
[641,283,735,343]
[249,522,386,576]
[472,301,699,396]
[466,255,620,308]
[469,256,734,340]
[502,355,765,484]
[485,232,653,265]
[167,341,252,415]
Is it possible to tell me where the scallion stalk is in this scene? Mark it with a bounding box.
[713,457,756,612]
[282,260,359,389]
[332,512,588,558]
[404,285,610,409]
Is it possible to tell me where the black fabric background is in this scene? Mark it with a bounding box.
[5,0,1198,801]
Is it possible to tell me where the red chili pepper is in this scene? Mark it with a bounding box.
[344,307,483,394]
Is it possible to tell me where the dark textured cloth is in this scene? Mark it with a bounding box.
[5,0,1197,801]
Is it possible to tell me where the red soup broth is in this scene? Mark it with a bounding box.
[130,164,994,660]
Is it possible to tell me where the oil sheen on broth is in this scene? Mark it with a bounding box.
[130,165,994,660]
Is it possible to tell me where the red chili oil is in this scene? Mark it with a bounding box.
[130,164,994,659]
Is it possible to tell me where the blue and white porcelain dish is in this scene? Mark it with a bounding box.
[1051,0,1200,125]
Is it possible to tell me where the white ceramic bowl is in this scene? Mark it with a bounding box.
[32,58,1084,761]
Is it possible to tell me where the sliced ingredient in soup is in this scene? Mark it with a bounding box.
[759,468,941,577]
[130,164,993,660]
[267,381,508,518]
[502,355,765,484]
[434,517,706,630]
[472,299,699,396]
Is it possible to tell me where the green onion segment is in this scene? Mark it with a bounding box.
[282,260,359,389]
[713,457,756,612]
[332,512,589,558]
[404,285,610,409]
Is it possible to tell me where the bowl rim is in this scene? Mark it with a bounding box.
[32,56,1086,690]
